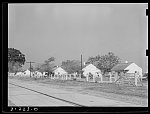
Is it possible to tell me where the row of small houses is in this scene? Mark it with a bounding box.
[8,62,143,86]
[8,67,67,77]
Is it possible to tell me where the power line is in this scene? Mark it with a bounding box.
[26,61,35,77]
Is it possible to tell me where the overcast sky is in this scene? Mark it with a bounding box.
[8,3,148,72]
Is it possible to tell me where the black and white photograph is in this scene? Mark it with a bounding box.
[7,3,148,112]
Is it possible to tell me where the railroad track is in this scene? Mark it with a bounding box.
[9,83,85,107]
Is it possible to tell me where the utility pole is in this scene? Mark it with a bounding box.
[81,54,82,77]
[26,61,35,77]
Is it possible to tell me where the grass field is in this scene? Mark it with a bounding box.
[8,76,148,106]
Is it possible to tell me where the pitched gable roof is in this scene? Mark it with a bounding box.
[82,64,89,69]
[82,63,100,71]
[53,67,67,73]
[51,67,58,71]
[111,62,133,71]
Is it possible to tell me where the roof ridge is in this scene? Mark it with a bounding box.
[111,62,132,71]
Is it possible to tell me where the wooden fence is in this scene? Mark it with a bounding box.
[8,71,143,86]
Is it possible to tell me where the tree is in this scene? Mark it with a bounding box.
[86,52,121,74]
[86,55,101,66]
[8,62,21,73]
[8,48,25,73]
[101,52,121,72]
[61,60,81,74]
[40,57,55,73]
[34,64,41,71]
[48,57,55,63]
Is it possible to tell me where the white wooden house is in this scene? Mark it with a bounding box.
[16,72,24,76]
[82,64,101,76]
[34,71,42,77]
[23,69,33,76]
[53,67,68,75]
[43,72,48,76]
[111,62,142,78]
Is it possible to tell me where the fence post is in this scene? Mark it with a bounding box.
[61,75,63,80]
[70,74,72,80]
[53,74,55,79]
[86,74,89,82]
[58,74,59,79]
[135,72,138,86]
[55,74,57,79]
[110,72,112,83]
[115,72,118,82]
[98,73,101,83]
[51,75,54,79]
[74,73,76,80]
[79,74,81,80]
[101,73,103,83]
[93,74,95,82]
[80,73,82,79]
[58,75,60,79]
